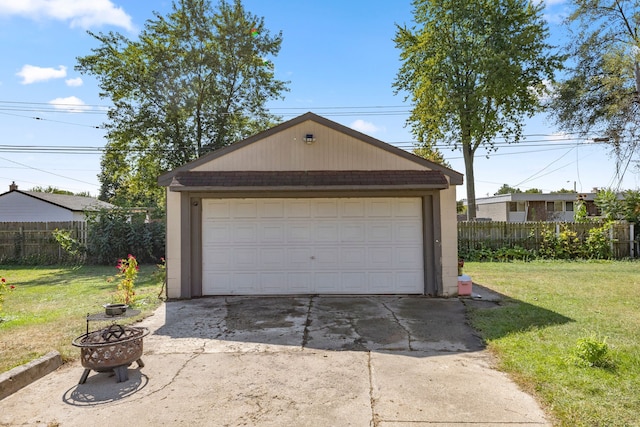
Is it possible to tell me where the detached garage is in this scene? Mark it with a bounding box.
[158,112,463,298]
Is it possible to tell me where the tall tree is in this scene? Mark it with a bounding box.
[494,184,523,195]
[548,0,640,183]
[76,0,289,211]
[412,145,451,167]
[394,0,563,219]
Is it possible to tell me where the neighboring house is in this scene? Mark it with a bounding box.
[466,192,600,222]
[158,112,463,298]
[0,183,115,222]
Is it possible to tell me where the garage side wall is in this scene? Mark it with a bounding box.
[166,189,183,299]
[439,186,458,296]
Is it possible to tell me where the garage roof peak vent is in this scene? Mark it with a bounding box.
[303,133,315,144]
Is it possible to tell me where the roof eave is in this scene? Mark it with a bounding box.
[168,184,449,192]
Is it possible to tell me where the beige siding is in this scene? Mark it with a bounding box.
[439,186,458,296]
[166,189,183,299]
[477,202,508,221]
[193,120,428,172]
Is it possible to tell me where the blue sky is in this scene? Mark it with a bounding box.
[0,0,637,200]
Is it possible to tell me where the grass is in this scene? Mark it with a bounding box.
[464,260,640,427]
[0,265,164,373]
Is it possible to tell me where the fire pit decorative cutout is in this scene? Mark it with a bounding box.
[72,324,149,384]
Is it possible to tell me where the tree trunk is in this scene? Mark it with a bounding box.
[635,60,640,102]
[463,142,477,220]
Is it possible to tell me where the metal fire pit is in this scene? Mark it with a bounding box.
[72,324,149,384]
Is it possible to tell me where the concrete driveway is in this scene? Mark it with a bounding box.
[0,295,551,426]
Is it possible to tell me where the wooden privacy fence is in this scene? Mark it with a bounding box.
[458,221,636,259]
[0,221,87,263]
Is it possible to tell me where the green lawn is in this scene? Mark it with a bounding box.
[0,265,163,373]
[464,260,640,427]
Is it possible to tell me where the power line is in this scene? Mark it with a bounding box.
[0,156,98,186]
[0,111,103,129]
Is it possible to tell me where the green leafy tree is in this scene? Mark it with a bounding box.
[595,188,623,220]
[494,184,522,195]
[76,0,289,211]
[394,0,563,219]
[595,188,640,225]
[30,186,91,197]
[551,188,577,194]
[574,199,588,222]
[549,0,640,173]
[412,145,451,167]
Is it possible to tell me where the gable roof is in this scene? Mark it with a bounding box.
[158,112,463,186]
[0,190,115,212]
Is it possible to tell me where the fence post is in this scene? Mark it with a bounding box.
[631,223,635,259]
[609,223,615,257]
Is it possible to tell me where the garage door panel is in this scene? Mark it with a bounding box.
[203,273,231,294]
[315,248,339,266]
[340,247,366,267]
[315,199,338,217]
[232,272,259,293]
[314,223,339,242]
[204,225,231,243]
[395,247,423,268]
[287,248,312,269]
[341,223,366,242]
[258,199,284,218]
[342,272,367,291]
[233,224,258,242]
[261,223,285,242]
[396,272,424,293]
[368,199,393,217]
[260,248,286,269]
[202,248,232,269]
[234,248,259,268]
[286,200,311,217]
[369,247,393,267]
[395,223,423,243]
[202,197,424,295]
[233,200,258,218]
[288,223,313,242]
[287,273,312,293]
[368,222,393,241]
[314,272,341,292]
[203,199,230,218]
[262,272,287,293]
[342,199,365,217]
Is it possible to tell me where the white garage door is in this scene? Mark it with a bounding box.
[202,197,424,295]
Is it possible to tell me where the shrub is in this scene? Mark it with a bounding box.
[584,222,613,259]
[537,225,584,260]
[85,208,165,265]
[113,254,139,305]
[570,335,614,369]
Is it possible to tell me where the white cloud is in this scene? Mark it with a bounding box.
[16,64,66,84]
[65,77,83,87]
[350,119,385,135]
[49,96,90,113]
[0,0,134,31]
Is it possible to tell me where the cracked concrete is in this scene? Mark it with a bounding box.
[0,296,551,426]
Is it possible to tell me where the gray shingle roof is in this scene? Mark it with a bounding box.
[22,191,115,211]
[169,170,449,191]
